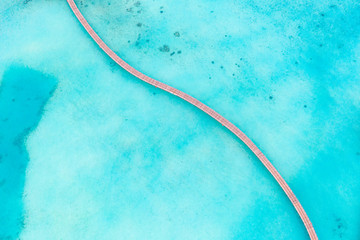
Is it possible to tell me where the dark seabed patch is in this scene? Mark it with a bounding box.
[159,44,170,52]
[0,65,57,239]
[333,217,347,238]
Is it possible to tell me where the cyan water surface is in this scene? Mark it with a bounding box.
[0,0,359,239]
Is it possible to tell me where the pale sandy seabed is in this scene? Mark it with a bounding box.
[0,0,359,239]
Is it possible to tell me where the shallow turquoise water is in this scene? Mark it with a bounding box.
[0,66,56,239]
[0,0,359,239]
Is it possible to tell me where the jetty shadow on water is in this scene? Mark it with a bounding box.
[0,65,57,239]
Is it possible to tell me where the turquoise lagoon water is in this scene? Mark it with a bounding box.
[0,66,57,239]
[0,0,359,239]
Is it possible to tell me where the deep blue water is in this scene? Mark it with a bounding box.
[0,0,360,239]
[0,66,56,239]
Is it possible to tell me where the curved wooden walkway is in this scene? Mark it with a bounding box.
[67,0,318,239]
